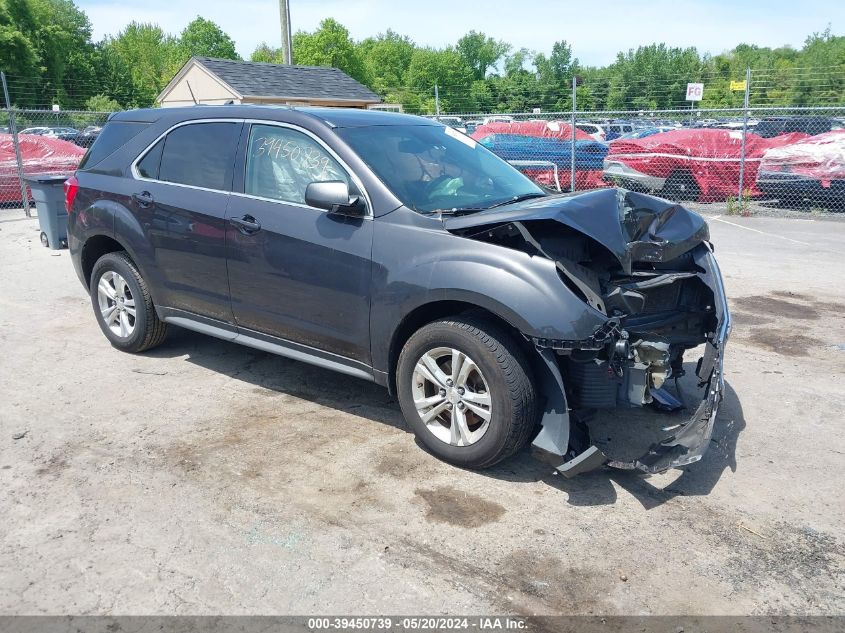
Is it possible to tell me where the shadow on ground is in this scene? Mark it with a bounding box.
[145,327,744,509]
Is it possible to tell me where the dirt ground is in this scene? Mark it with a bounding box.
[0,208,843,615]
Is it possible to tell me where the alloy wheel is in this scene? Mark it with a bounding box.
[97,271,136,338]
[411,346,492,446]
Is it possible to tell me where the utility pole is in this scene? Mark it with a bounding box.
[279,0,293,64]
[434,84,441,116]
[738,67,752,198]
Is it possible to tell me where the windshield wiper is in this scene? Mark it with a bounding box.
[486,192,547,209]
[424,207,487,216]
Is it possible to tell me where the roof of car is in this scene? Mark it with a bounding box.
[110,105,439,128]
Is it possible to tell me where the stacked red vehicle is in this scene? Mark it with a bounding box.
[756,130,845,204]
[0,134,85,205]
[470,121,610,191]
[603,128,807,202]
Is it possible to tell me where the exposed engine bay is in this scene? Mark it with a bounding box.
[446,189,731,476]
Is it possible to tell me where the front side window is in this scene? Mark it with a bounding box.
[157,122,240,190]
[244,124,349,205]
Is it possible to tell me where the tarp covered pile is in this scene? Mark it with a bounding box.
[0,134,85,204]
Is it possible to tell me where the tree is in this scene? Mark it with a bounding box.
[405,48,475,112]
[0,1,38,82]
[789,28,845,105]
[103,22,177,107]
[85,93,120,111]
[175,16,239,63]
[292,18,368,84]
[456,31,509,80]
[534,40,578,110]
[1,0,98,107]
[357,29,415,94]
[251,42,284,64]
[489,48,543,113]
[604,44,705,109]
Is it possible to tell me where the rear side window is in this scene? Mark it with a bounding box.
[79,121,149,170]
[157,122,240,190]
[136,139,163,179]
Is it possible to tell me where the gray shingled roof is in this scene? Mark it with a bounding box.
[194,57,381,103]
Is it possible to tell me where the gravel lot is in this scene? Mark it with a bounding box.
[0,207,843,615]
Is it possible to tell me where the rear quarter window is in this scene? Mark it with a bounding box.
[78,121,150,170]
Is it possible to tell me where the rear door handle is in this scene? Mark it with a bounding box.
[229,214,262,235]
[132,191,154,207]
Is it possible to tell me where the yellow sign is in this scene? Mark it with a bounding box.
[730,80,747,91]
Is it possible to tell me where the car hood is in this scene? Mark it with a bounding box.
[444,188,710,274]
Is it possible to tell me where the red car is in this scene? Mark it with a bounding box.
[603,128,807,201]
[757,130,845,204]
[471,121,609,191]
[0,133,86,205]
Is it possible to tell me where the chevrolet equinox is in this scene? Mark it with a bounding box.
[67,106,730,477]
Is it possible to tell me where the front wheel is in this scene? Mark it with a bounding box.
[396,316,538,469]
[89,251,168,353]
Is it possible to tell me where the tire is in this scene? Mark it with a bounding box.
[89,251,168,353]
[396,316,538,469]
[662,170,700,202]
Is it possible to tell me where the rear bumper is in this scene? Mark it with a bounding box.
[757,172,845,201]
[66,215,88,289]
[603,160,666,191]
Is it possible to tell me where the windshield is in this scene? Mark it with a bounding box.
[336,124,543,213]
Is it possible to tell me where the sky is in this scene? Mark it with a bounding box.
[78,0,842,66]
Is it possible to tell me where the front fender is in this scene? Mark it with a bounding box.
[370,208,607,373]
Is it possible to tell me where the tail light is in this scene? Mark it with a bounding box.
[64,175,79,213]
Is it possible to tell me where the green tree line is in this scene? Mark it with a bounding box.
[0,0,842,112]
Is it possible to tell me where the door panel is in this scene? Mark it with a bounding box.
[226,198,373,363]
[226,122,373,364]
[131,120,242,322]
[133,182,232,321]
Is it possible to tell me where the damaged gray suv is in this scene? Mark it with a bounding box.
[67,106,730,477]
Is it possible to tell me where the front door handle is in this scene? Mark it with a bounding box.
[132,191,154,207]
[229,214,262,235]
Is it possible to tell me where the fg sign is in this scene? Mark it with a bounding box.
[686,83,704,101]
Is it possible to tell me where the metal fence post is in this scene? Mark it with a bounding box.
[570,76,577,193]
[737,67,751,198]
[1,72,31,216]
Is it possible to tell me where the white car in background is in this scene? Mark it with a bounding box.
[436,116,467,134]
[575,123,607,141]
[482,115,514,125]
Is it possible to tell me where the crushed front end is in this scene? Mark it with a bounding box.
[447,188,731,476]
[536,242,730,476]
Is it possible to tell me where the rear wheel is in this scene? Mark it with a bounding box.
[662,170,700,201]
[396,316,537,469]
[90,251,168,353]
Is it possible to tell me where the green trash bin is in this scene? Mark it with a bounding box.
[24,173,71,250]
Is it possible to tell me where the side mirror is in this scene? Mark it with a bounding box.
[304,181,366,216]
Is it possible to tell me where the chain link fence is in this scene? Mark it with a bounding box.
[2,94,843,217]
[1,106,111,213]
[432,105,845,215]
